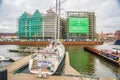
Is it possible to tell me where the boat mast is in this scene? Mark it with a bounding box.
[56,0,60,40]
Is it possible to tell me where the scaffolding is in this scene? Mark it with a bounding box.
[66,11,96,41]
[18,10,43,39]
[43,9,58,39]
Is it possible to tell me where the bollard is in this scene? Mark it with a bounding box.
[0,69,7,80]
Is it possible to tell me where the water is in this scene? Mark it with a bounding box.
[0,43,120,78]
[66,42,120,78]
[0,45,30,67]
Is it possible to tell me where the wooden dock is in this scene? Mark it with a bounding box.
[0,52,116,80]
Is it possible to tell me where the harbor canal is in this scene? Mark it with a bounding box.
[0,42,119,78]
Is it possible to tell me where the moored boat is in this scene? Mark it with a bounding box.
[84,46,120,66]
[29,40,65,77]
[0,55,9,61]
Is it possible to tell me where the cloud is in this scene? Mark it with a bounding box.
[0,0,55,33]
[63,0,120,33]
[0,0,120,33]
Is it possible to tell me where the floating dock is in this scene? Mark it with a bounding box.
[0,52,116,80]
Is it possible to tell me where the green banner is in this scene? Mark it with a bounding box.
[69,18,89,34]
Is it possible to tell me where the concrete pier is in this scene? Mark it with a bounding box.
[0,52,116,80]
[64,52,80,75]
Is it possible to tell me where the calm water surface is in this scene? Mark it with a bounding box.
[0,42,120,78]
[0,45,30,67]
[66,42,120,78]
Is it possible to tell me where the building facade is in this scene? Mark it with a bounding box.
[66,11,96,41]
[18,10,43,39]
[43,9,58,39]
[18,9,62,40]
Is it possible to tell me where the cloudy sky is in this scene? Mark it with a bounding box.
[0,0,120,33]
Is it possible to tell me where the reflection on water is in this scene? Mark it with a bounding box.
[66,42,120,78]
[0,43,120,78]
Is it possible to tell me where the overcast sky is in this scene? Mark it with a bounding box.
[0,0,120,33]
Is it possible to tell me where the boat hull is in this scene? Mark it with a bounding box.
[29,54,65,75]
[84,46,120,67]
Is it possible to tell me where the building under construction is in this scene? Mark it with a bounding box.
[66,11,96,41]
[18,9,61,40]
[18,10,43,39]
[43,9,58,39]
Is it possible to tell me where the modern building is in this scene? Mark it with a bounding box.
[66,11,96,41]
[18,12,30,39]
[18,9,62,40]
[18,10,43,39]
[43,9,58,39]
[28,10,43,39]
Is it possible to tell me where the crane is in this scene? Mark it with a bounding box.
[46,0,67,13]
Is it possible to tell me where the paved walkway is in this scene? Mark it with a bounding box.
[0,55,31,71]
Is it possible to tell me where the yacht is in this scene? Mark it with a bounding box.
[29,40,65,76]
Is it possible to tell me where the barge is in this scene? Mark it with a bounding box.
[84,46,120,66]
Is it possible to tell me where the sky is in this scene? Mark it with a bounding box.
[0,0,120,33]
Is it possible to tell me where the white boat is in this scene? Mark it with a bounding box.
[0,55,9,61]
[112,45,120,53]
[29,40,65,76]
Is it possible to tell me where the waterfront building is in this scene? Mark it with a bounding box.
[66,11,96,41]
[43,9,58,39]
[114,30,120,40]
[18,9,62,40]
[18,10,43,39]
[18,12,30,39]
[114,30,120,45]
[97,32,114,41]
[28,10,43,39]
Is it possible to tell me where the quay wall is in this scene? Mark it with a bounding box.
[0,41,103,45]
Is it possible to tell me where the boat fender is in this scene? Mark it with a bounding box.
[38,68,42,78]
[43,73,49,79]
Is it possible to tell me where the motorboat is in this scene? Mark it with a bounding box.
[0,55,9,61]
[29,40,65,77]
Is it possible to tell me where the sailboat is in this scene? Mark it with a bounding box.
[29,0,65,77]
[29,40,65,76]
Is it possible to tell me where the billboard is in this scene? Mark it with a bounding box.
[69,18,89,34]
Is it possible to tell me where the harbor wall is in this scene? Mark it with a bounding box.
[0,41,103,45]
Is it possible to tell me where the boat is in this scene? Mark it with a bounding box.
[0,55,9,61]
[112,45,120,53]
[8,49,19,52]
[84,46,120,66]
[29,40,65,76]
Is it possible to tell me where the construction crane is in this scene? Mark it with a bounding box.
[46,0,67,13]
